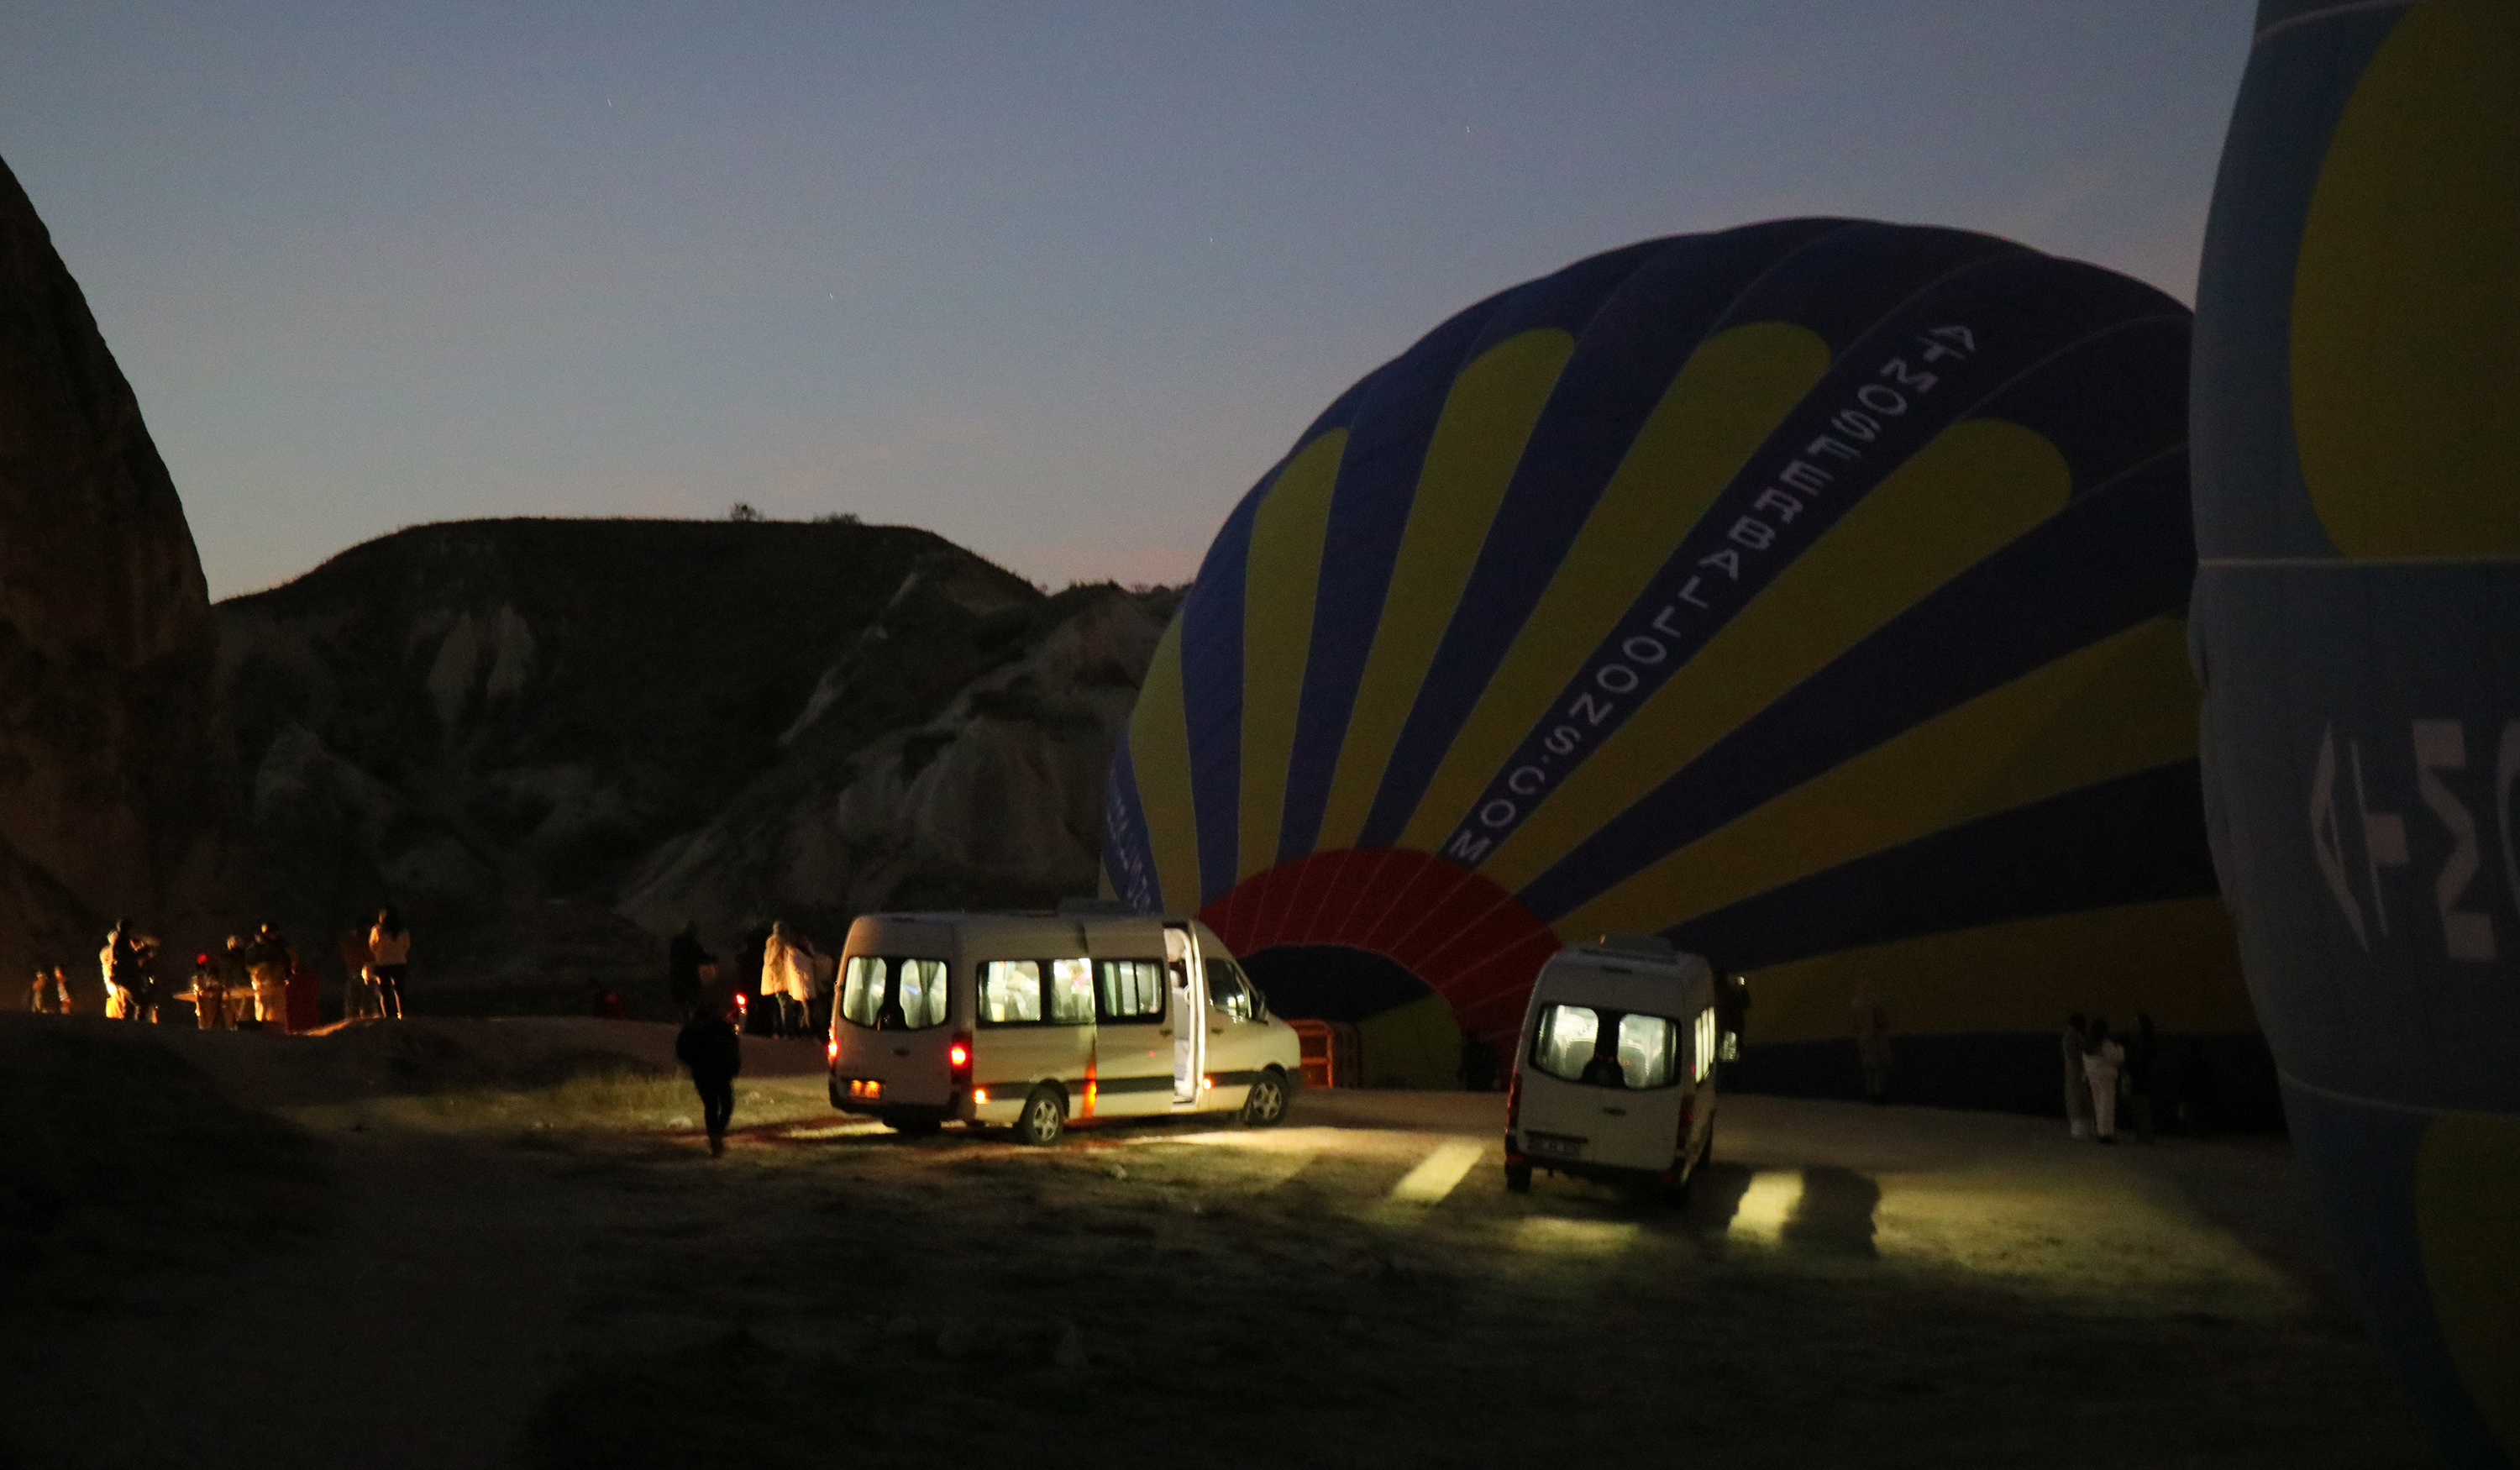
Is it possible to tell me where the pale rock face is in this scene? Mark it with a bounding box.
[617,584,1169,937]
[0,155,249,995]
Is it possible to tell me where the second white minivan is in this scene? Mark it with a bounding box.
[826,909,1302,1144]
[1504,934,1719,1201]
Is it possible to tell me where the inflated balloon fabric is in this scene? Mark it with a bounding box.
[1105,218,2251,1081]
[2192,3,2520,1464]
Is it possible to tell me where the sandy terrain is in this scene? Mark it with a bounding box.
[0,1013,2437,1469]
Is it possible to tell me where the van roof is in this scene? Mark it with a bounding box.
[844,911,1235,963]
[1532,944,1714,1014]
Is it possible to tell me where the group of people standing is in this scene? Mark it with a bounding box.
[23,908,414,1033]
[2063,1012,2156,1143]
[665,918,831,1036]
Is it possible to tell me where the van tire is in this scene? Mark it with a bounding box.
[1504,1162,1532,1194]
[1240,1069,1289,1127]
[1014,1085,1067,1147]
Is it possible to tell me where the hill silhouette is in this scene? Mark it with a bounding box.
[218,516,1173,1007]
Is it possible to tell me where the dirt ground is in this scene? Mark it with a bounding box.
[0,1013,2439,1470]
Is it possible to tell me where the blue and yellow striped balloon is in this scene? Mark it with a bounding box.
[2193,3,2520,1463]
[1106,218,2252,1100]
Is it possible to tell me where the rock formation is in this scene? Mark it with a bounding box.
[0,155,249,1005]
[218,516,1173,1001]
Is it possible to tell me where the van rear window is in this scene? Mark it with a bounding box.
[841,958,951,1031]
[1531,1003,1679,1089]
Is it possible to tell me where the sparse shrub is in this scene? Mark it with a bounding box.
[728,502,764,522]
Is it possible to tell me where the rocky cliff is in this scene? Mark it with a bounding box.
[0,156,249,1004]
[218,517,1173,1002]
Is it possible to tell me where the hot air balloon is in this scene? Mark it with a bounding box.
[1105,218,2258,1114]
[2192,3,2519,1464]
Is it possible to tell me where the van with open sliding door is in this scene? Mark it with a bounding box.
[1504,934,1719,1201]
[825,911,1301,1144]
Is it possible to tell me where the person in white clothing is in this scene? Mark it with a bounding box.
[761,921,814,1037]
[2082,1016,2126,1143]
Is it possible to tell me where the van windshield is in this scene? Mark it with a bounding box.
[841,957,951,1031]
[1530,1003,1678,1089]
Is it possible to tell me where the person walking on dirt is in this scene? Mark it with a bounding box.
[2082,1016,2125,1143]
[369,908,411,1020]
[28,967,65,1013]
[1851,980,1893,1104]
[675,1000,743,1157]
[2062,1014,2094,1139]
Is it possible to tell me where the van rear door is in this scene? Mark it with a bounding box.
[834,953,957,1107]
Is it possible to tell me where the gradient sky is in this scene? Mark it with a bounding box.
[3,3,2255,601]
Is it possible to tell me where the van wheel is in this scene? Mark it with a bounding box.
[1014,1085,1067,1147]
[1240,1069,1289,1127]
[1504,1163,1531,1194]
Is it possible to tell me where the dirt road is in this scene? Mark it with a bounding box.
[0,1016,2437,1468]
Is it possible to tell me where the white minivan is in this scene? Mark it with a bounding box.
[1504,935,1719,1201]
[825,909,1302,1145]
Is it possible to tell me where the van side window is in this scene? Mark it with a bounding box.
[1206,960,1256,1021]
[979,961,1044,1025]
[841,957,951,1031]
[1048,958,1095,1025]
[1095,960,1164,1021]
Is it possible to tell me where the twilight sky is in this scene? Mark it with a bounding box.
[3,3,2255,601]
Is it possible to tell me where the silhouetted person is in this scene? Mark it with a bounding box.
[339,926,379,1021]
[99,921,136,1020]
[2062,1013,2093,1139]
[1579,1047,1626,1088]
[1715,972,1751,1076]
[1851,981,1893,1103]
[247,925,294,1031]
[213,936,254,1028]
[668,921,711,1020]
[28,967,64,1013]
[2125,1012,2158,1143]
[129,934,168,1024]
[369,908,411,1020]
[1457,1036,1498,1092]
[2177,1037,2218,1139]
[2082,1016,2124,1142]
[675,1002,743,1157]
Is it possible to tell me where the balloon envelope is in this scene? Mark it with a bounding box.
[2192,2,2520,1462]
[1107,218,2253,1110]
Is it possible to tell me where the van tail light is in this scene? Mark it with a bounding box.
[825,1037,839,1066]
[1677,1095,1695,1147]
[948,1032,974,1084]
[1504,1068,1523,1132]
